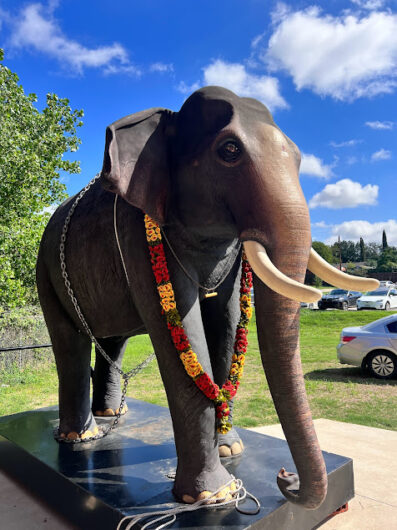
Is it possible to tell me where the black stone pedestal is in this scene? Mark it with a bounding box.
[0,398,353,529]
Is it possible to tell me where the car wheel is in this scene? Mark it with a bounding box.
[385,302,390,311]
[357,307,363,311]
[342,302,348,311]
[367,351,397,379]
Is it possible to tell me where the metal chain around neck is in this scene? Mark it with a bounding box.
[59,174,154,442]
[114,194,131,288]
[160,228,241,295]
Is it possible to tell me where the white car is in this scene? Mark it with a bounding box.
[357,288,397,311]
[379,281,395,288]
[337,314,397,378]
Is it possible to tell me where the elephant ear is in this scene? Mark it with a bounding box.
[100,108,173,225]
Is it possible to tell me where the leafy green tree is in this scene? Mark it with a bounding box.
[376,247,397,272]
[365,242,381,260]
[331,240,359,263]
[305,241,333,286]
[312,241,333,263]
[0,49,83,309]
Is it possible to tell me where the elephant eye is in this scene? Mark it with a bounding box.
[217,140,242,163]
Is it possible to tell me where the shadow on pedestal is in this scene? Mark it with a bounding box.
[0,398,353,529]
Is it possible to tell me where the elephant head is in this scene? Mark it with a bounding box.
[101,86,378,509]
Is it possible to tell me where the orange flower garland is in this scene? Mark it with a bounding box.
[144,214,253,433]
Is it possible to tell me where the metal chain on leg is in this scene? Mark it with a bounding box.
[58,174,155,443]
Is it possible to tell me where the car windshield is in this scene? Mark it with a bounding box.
[330,290,347,295]
[367,290,388,296]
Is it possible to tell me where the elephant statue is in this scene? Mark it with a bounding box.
[36,86,378,508]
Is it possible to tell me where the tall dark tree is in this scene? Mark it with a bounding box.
[359,237,365,262]
[382,230,388,249]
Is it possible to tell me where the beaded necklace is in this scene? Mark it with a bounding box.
[144,215,253,433]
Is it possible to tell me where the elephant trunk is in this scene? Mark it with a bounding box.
[254,276,327,508]
[248,218,328,509]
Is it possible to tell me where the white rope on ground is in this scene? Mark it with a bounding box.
[116,476,260,530]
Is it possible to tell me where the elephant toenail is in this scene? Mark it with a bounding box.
[66,431,79,440]
[81,430,93,440]
[182,494,195,504]
[197,491,215,503]
[216,487,229,500]
[218,445,232,457]
[231,441,243,455]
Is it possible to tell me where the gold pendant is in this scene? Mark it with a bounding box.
[204,292,218,298]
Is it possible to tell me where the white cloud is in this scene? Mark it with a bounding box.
[309,179,378,209]
[7,3,140,75]
[312,221,330,228]
[202,59,288,111]
[371,148,392,161]
[251,34,264,49]
[365,120,394,130]
[350,0,385,10]
[330,139,362,148]
[176,59,288,111]
[149,62,174,73]
[176,80,201,94]
[300,153,334,179]
[325,219,397,246]
[265,6,397,101]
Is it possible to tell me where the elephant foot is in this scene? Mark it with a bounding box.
[218,427,244,457]
[94,403,129,417]
[55,424,106,443]
[181,480,238,504]
[173,461,235,505]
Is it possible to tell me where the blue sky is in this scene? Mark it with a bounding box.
[1,0,396,246]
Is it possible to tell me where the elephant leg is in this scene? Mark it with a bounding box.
[200,255,244,457]
[92,336,129,417]
[154,300,235,503]
[37,270,99,440]
[131,278,233,501]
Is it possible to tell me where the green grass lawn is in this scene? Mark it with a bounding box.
[1,310,396,431]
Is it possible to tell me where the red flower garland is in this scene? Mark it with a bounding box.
[144,215,253,433]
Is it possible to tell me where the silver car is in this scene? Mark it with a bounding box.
[337,314,397,379]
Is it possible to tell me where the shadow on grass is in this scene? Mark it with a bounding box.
[304,367,397,386]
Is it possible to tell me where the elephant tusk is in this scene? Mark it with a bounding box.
[308,248,380,291]
[243,241,322,303]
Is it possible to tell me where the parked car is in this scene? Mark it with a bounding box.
[357,288,397,311]
[318,289,362,310]
[379,281,395,288]
[337,314,397,378]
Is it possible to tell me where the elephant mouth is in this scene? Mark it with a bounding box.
[242,239,379,304]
